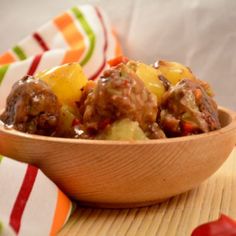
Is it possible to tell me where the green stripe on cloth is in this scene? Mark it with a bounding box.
[0,64,9,85]
[0,155,3,164]
[71,202,77,215]
[12,46,27,60]
[0,221,2,234]
[71,7,96,66]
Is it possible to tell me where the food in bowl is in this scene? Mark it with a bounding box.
[0,57,221,140]
[0,76,61,136]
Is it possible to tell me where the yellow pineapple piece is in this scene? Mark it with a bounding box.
[127,61,166,101]
[99,118,148,141]
[36,63,88,109]
[56,105,76,137]
[155,60,196,85]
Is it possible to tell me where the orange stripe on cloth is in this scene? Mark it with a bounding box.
[54,13,85,61]
[112,29,123,57]
[0,52,15,65]
[62,49,83,64]
[50,190,71,236]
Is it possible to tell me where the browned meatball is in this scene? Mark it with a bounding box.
[78,64,165,139]
[159,79,221,137]
[0,76,60,136]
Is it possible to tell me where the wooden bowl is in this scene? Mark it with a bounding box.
[0,107,235,208]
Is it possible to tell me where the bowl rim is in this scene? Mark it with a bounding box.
[0,107,235,146]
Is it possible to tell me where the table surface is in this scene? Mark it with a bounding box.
[58,147,236,236]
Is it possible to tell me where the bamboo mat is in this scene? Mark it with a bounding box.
[59,147,236,236]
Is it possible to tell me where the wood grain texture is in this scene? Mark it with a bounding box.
[59,148,236,236]
[0,108,236,208]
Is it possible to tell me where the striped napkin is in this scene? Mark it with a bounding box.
[0,4,121,236]
[0,157,73,236]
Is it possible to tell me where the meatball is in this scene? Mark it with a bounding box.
[78,64,165,139]
[0,76,60,136]
[159,79,221,137]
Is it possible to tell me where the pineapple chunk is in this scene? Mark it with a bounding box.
[127,61,166,101]
[56,105,76,137]
[99,118,148,141]
[36,63,88,109]
[155,60,196,85]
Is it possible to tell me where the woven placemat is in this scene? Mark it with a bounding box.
[59,148,236,236]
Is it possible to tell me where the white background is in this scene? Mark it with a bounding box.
[1,0,235,110]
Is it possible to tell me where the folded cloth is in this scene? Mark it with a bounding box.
[0,4,121,236]
[0,156,73,236]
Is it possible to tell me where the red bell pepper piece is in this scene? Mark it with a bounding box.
[191,214,236,236]
[98,118,112,130]
[182,121,198,135]
[107,56,129,67]
[194,88,202,100]
[182,122,195,133]
[72,118,80,127]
